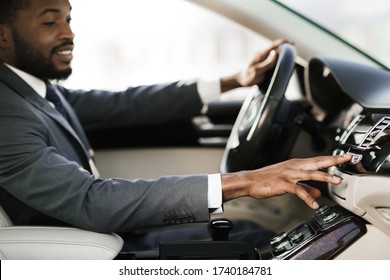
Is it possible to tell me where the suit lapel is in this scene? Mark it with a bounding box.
[0,63,96,174]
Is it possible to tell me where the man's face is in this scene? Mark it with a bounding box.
[9,0,74,80]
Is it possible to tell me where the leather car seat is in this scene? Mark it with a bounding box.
[0,204,123,260]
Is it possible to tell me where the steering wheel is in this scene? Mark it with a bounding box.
[220,43,296,173]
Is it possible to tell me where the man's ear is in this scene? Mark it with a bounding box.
[0,25,13,48]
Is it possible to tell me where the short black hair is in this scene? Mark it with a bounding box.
[0,0,31,24]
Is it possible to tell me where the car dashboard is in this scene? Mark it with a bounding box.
[231,57,390,260]
[116,57,390,260]
[305,57,390,259]
[303,57,390,235]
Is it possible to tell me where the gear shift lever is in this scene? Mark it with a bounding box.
[208,218,234,241]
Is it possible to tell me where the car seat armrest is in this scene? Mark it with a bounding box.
[0,226,123,260]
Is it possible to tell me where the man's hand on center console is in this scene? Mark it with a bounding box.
[221,154,352,209]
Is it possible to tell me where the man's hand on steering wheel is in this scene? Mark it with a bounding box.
[219,39,293,93]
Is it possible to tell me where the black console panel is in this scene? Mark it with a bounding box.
[258,205,367,260]
[118,205,366,260]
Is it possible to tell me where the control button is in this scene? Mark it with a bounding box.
[270,231,295,255]
[290,231,304,244]
[348,152,363,165]
[269,232,287,245]
[273,240,291,253]
[316,205,329,215]
[323,211,339,223]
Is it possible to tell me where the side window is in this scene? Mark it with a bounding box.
[63,0,270,93]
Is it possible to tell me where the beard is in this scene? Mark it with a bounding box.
[11,30,73,81]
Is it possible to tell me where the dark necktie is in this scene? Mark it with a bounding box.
[45,82,69,121]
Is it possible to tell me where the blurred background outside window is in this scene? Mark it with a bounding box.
[64,0,390,91]
[64,0,269,92]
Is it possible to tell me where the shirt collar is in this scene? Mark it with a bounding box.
[4,63,46,98]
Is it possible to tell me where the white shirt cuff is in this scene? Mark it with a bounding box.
[197,79,221,105]
[207,173,223,214]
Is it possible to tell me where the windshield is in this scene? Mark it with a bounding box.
[276,0,390,68]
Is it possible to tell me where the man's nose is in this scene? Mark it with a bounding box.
[59,23,75,41]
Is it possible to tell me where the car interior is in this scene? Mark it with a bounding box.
[1,0,390,260]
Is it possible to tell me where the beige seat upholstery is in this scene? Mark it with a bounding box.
[0,205,123,260]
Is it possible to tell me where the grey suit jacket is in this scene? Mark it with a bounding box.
[0,63,210,233]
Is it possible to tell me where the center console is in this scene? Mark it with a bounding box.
[117,205,367,260]
[257,205,366,259]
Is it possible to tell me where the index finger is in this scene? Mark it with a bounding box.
[300,154,352,170]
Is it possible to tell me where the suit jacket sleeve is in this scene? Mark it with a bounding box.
[0,79,210,233]
[60,80,204,130]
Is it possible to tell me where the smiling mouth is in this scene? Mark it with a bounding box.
[58,49,72,55]
[54,46,74,63]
